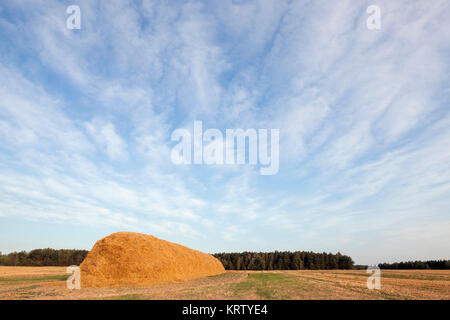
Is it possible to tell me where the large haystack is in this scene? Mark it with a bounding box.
[80,232,225,288]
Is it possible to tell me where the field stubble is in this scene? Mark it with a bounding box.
[0,267,448,300]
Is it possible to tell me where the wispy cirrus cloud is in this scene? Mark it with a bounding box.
[0,0,449,264]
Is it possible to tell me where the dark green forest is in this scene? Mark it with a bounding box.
[213,251,354,270]
[1,249,449,270]
[378,260,450,269]
[0,249,354,269]
[0,249,88,266]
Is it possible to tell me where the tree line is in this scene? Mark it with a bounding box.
[1,249,354,269]
[378,260,450,270]
[0,249,89,266]
[2,248,447,270]
[213,251,354,270]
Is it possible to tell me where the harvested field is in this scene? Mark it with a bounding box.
[0,266,66,278]
[0,268,449,300]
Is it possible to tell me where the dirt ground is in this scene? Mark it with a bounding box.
[0,267,449,300]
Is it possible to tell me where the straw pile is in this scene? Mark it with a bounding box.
[80,232,225,288]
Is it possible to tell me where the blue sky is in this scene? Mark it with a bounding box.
[0,0,449,265]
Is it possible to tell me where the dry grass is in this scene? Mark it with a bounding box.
[80,232,225,288]
[0,268,449,300]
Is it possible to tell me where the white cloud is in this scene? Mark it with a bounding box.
[85,120,128,161]
[0,0,449,263]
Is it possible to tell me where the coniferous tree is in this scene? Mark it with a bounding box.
[212,251,355,270]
